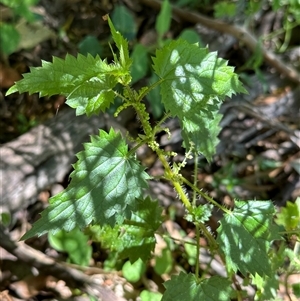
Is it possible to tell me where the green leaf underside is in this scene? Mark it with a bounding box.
[162,273,233,301]
[90,197,162,262]
[153,39,247,161]
[7,16,132,115]
[22,129,149,240]
[217,200,280,277]
[6,53,129,116]
[107,16,132,71]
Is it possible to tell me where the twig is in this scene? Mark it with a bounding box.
[0,225,126,301]
[139,0,300,84]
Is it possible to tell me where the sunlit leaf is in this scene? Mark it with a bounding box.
[22,129,149,239]
[217,200,281,276]
[153,39,247,161]
[6,53,125,116]
[107,15,132,74]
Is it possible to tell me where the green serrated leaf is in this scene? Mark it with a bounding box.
[6,17,133,114]
[181,109,222,161]
[153,40,246,99]
[21,129,149,240]
[107,16,132,74]
[89,197,162,262]
[185,203,213,224]
[251,244,283,300]
[252,272,279,300]
[217,200,281,276]
[6,53,126,115]
[66,75,116,116]
[152,39,247,160]
[162,273,233,301]
[130,197,162,230]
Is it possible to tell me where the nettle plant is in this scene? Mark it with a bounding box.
[7,17,294,300]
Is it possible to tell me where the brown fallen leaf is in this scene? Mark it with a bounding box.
[0,63,21,89]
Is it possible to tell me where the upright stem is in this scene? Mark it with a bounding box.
[195,223,200,279]
[129,89,192,212]
[192,153,198,207]
[181,177,232,215]
[192,153,200,279]
[128,85,229,281]
[156,150,192,212]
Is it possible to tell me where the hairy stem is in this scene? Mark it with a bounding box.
[197,223,218,251]
[157,149,192,212]
[129,89,193,212]
[192,152,200,279]
[181,177,231,215]
[195,224,200,279]
[192,153,198,207]
[137,78,164,101]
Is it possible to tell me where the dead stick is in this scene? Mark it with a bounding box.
[0,225,125,301]
[139,0,300,84]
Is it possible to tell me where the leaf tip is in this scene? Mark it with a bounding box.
[102,14,109,21]
[20,227,42,241]
[6,85,18,96]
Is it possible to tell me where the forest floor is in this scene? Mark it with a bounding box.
[0,0,299,300]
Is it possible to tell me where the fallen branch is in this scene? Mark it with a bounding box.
[139,0,300,84]
[0,224,126,301]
